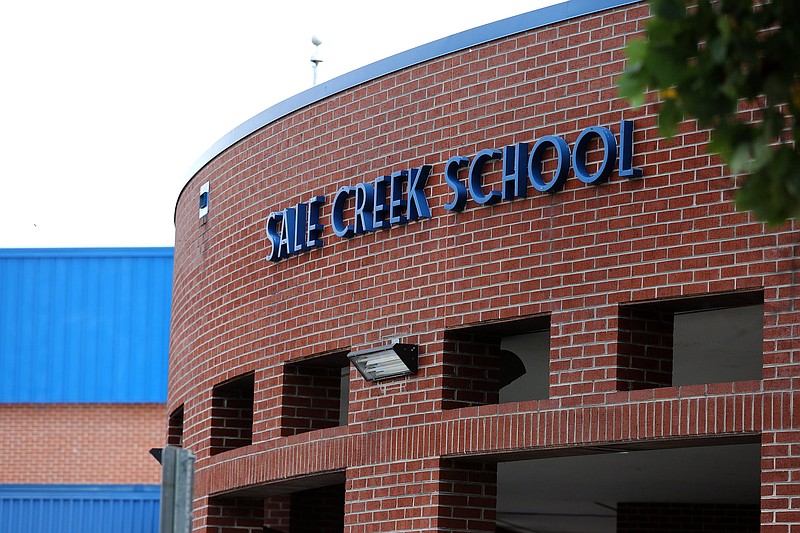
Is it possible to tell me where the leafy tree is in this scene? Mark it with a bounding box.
[618,0,800,224]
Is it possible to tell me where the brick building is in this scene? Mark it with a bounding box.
[168,1,799,531]
[0,248,172,532]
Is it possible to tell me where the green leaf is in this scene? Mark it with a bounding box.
[729,143,752,173]
[648,48,689,88]
[736,149,800,225]
[749,140,773,172]
[615,0,800,224]
[716,15,732,45]
[625,38,649,64]
[651,0,685,21]
[709,36,727,64]
[617,72,646,106]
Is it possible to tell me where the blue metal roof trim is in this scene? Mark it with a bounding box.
[181,0,641,192]
[0,485,159,533]
[0,484,160,497]
[0,248,174,403]
[0,247,174,259]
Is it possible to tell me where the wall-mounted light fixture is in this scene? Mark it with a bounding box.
[348,342,418,382]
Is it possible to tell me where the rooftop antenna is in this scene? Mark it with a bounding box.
[310,35,323,86]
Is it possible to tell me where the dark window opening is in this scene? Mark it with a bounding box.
[207,477,346,533]
[288,483,345,532]
[167,404,184,447]
[617,291,763,391]
[499,329,550,403]
[496,441,760,533]
[281,351,349,437]
[443,315,551,410]
[210,372,255,455]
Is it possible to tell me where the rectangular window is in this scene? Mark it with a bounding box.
[443,315,551,409]
[167,405,184,447]
[617,291,763,390]
[281,351,349,437]
[210,373,254,455]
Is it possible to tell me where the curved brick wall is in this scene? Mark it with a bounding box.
[169,1,800,531]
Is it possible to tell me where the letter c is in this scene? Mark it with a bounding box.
[332,186,355,238]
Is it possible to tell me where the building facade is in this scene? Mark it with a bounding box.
[0,248,173,532]
[168,1,799,531]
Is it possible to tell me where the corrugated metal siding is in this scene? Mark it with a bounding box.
[0,484,159,533]
[0,248,173,403]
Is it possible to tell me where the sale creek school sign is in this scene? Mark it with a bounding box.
[264,120,643,262]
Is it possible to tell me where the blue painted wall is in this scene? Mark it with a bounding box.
[0,248,173,403]
[0,485,159,533]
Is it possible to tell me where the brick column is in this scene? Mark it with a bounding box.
[263,495,290,532]
[436,459,497,533]
[760,289,800,531]
[344,458,496,532]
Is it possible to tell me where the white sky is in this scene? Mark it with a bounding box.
[0,1,562,248]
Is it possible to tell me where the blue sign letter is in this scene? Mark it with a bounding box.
[373,175,391,230]
[390,170,408,225]
[306,196,325,249]
[266,211,284,262]
[332,186,355,238]
[528,135,570,193]
[354,183,374,234]
[619,120,643,178]
[292,203,308,253]
[408,165,432,221]
[444,156,469,212]
[572,126,616,185]
[502,143,528,201]
[469,149,502,205]
[279,206,297,258]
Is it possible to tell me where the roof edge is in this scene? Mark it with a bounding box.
[175,0,641,216]
[0,247,174,259]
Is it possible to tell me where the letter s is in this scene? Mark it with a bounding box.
[444,156,469,212]
[266,211,284,262]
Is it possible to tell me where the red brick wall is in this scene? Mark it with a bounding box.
[263,494,291,532]
[281,363,343,436]
[168,1,800,531]
[209,373,255,455]
[441,331,501,410]
[168,404,184,446]
[437,460,497,533]
[204,496,264,533]
[617,306,674,390]
[0,404,163,484]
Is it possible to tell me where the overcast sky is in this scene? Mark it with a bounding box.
[1,0,562,248]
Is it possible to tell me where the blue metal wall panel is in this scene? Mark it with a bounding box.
[0,248,173,403]
[0,485,159,533]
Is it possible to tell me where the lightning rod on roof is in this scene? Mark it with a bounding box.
[311,35,323,87]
